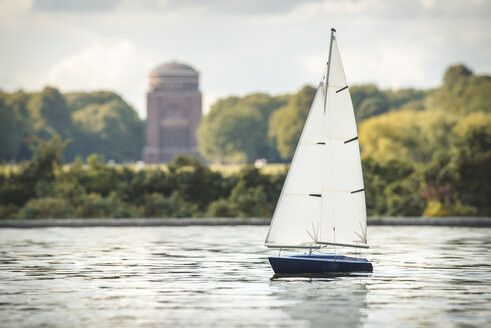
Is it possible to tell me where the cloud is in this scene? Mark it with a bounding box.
[0,0,31,22]
[31,0,120,12]
[28,0,319,15]
[1,0,490,118]
[117,0,313,15]
[46,40,153,117]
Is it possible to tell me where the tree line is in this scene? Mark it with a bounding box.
[0,139,285,219]
[0,64,489,218]
[0,87,144,163]
[198,64,491,216]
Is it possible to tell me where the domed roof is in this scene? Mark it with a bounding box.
[150,61,198,76]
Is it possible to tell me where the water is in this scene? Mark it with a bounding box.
[0,225,490,327]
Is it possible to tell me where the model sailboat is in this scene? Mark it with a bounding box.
[265,29,373,274]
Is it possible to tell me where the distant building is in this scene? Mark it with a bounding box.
[143,61,202,163]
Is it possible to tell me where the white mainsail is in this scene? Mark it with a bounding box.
[265,31,368,249]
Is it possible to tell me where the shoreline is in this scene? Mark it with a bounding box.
[0,217,490,228]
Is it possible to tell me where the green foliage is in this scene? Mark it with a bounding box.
[1,63,489,218]
[18,197,72,219]
[428,64,491,115]
[0,87,144,163]
[136,193,178,218]
[198,93,286,163]
[350,85,389,121]
[166,155,228,210]
[268,85,316,160]
[0,136,68,208]
[0,94,26,160]
[65,91,123,112]
[362,157,424,217]
[206,198,238,217]
[350,85,426,121]
[0,145,286,219]
[197,83,425,163]
[27,87,72,139]
[358,109,458,163]
[71,98,144,162]
[421,112,491,216]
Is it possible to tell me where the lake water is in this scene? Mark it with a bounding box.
[0,225,490,327]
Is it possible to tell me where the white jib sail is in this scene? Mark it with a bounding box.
[265,34,368,249]
[265,84,325,247]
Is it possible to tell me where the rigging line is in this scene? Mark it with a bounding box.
[351,188,365,194]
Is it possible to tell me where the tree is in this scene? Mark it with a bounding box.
[358,109,458,163]
[268,85,316,160]
[0,94,26,160]
[198,93,285,163]
[350,85,389,121]
[428,64,491,115]
[71,98,144,162]
[0,136,69,208]
[27,87,72,138]
[167,155,227,211]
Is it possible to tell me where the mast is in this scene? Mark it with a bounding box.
[323,28,336,113]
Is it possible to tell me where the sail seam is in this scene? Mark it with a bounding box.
[336,85,348,93]
[319,136,347,141]
[321,188,351,193]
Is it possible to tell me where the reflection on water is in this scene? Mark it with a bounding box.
[270,277,368,327]
[0,226,490,327]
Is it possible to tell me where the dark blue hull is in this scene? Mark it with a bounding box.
[269,254,372,274]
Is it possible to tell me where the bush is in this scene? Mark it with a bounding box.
[18,197,72,219]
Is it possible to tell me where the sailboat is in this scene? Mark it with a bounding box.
[265,29,373,274]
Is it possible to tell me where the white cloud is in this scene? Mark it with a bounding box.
[46,40,153,117]
[0,0,490,119]
[0,0,32,26]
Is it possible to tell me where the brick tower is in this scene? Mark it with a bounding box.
[143,62,202,163]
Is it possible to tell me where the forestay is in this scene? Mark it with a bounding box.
[265,34,368,249]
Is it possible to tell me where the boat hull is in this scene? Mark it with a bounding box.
[269,254,372,274]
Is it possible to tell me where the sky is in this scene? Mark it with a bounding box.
[0,0,490,118]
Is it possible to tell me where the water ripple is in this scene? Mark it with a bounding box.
[0,226,490,327]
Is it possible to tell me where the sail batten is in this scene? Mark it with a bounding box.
[336,86,349,93]
[265,32,368,249]
[344,136,358,143]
